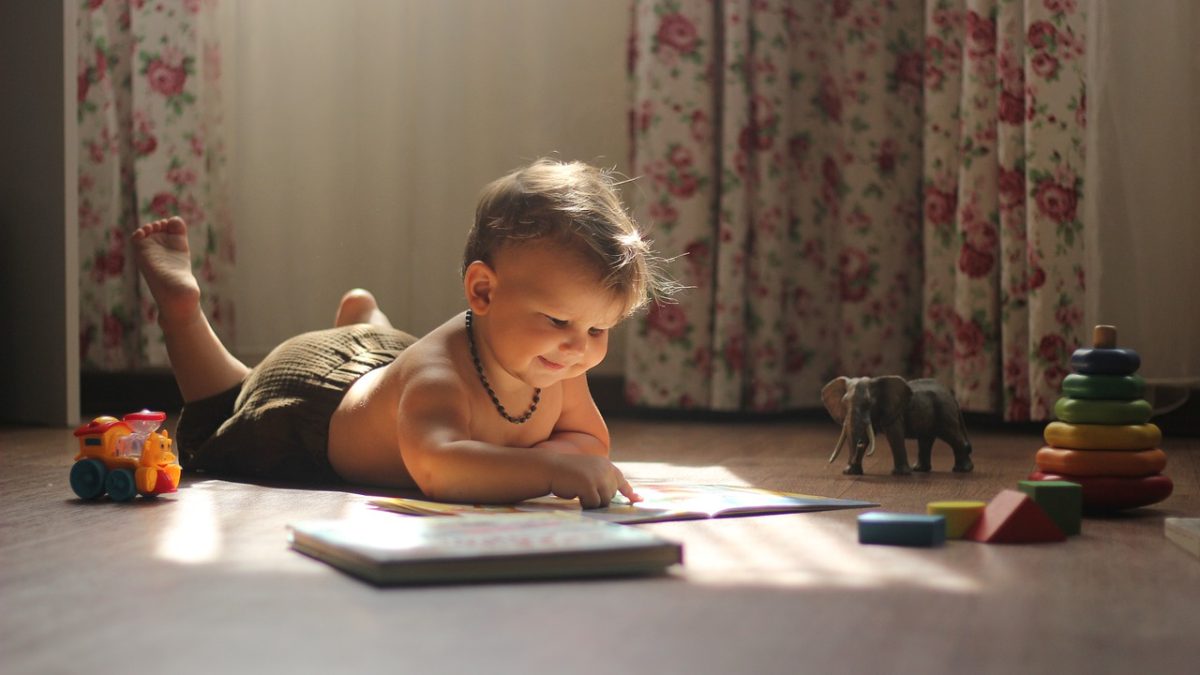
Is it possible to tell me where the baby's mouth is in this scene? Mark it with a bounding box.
[537,356,566,371]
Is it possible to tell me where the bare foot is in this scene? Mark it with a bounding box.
[334,288,393,328]
[132,217,201,325]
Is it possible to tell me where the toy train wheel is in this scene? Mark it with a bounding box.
[105,468,138,502]
[70,459,108,500]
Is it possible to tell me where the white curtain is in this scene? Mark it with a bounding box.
[1084,0,1200,392]
[216,0,1199,408]
[220,0,632,369]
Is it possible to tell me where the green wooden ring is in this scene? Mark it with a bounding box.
[1054,397,1152,425]
[1061,373,1145,401]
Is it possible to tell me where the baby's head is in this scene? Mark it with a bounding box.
[463,159,670,317]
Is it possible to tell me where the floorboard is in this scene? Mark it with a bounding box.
[2,418,1197,674]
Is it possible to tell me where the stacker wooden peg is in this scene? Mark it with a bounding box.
[1093,325,1117,348]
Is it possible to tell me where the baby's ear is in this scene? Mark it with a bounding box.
[463,260,496,314]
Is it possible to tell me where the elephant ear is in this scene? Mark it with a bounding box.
[870,376,913,429]
[821,377,851,424]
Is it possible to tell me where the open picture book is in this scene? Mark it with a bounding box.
[288,512,683,586]
[372,482,876,524]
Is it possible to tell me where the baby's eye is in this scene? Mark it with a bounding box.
[546,315,568,328]
[588,327,606,337]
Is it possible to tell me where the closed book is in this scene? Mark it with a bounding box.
[288,512,683,586]
[1165,517,1200,559]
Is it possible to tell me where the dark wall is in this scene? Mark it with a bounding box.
[0,1,79,425]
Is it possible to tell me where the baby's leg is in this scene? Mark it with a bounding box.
[334,288,394,329]
[132,217,250,402]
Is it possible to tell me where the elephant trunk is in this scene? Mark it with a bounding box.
[828,425,848,463]
[849,422,875,467]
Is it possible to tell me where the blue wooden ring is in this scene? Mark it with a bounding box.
[1061,373,1145,400]
[1070,348,1140,376]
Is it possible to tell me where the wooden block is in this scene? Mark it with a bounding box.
[1029,471,1174,511]
[1035,447,1167,477]
[1053,397,1152,425]
[1017,480,1082,536]
[1070,347,1140,376]
[858,513,946,547]
[964,490,1066,544]
[1044,422,1161,451]
[1164,518,1200,560]
[1061,373,1145,401]
[926,501,986,539]
[1092,325,1117,349]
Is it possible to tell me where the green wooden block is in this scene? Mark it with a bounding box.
[1018,480,1083,536]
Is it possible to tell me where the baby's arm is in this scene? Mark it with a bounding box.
[531,374,610,457]
[395,368,634,507]
[533,374,641,502]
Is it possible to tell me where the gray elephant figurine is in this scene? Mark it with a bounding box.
[821,376,973,476]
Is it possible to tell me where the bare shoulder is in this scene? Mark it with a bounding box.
[393,315,464,378]
[558,373,596,409]
[552,373,609,445]
[392,317,474,434]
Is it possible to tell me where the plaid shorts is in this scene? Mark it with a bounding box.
[175,324,417,484]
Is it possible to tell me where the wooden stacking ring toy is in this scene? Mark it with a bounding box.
[1035,447,1167,477]
[1029,471,1174,511]
[1053,397,1152,425]
[1043,421,1161,451]
[1061,373,1145,400]
[1069,347,1140,375]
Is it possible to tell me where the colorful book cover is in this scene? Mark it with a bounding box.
[371,482,876,524]
[288,512,683,585]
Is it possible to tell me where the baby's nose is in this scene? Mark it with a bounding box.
[559,332,586,354]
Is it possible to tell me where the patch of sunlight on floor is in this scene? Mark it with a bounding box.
[155,481,382,573]
[618,461,983,593]
[155,480,221,564]
[617,461,754,486]
[665,515,983,593]
[338,498,391,520]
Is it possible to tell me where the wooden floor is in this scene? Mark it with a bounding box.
[2,417,1197,674]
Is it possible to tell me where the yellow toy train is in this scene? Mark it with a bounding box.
[70,410,182,501]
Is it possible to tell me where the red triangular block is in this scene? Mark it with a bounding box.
[965,489,1066,543]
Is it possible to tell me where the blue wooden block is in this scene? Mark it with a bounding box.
[858,512,947,547]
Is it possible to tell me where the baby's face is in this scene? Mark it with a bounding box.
[481,244,626,389]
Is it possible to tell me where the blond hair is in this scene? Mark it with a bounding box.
[463,158,674,316]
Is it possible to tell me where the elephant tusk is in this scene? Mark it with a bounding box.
[829,425,847,463]
[866,424,876,457]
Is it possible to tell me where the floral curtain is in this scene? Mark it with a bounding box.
[626,0,1086,421]
[77,0,233,370]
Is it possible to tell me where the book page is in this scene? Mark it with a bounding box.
[372,483,875,524]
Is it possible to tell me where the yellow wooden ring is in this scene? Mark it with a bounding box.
[1044,421,1161,451]
[926,501,986,539]
[1035,447,1167,477]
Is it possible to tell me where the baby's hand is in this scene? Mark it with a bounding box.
[548,454,638,508]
